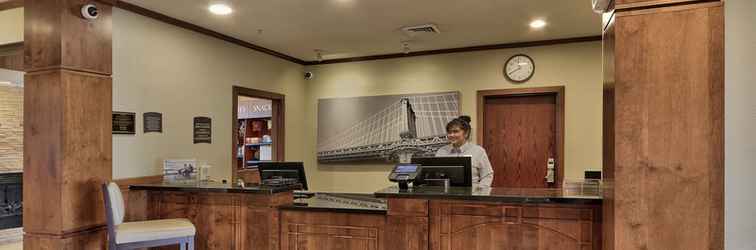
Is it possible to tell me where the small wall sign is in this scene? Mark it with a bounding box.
[112,111,136,135]
[193,116,212,144]
[238,98,272,119]
[143,112,163,133]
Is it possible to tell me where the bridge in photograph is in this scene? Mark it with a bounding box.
[317,92,458,162]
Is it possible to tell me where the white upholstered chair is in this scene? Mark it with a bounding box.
[102,183,196,250]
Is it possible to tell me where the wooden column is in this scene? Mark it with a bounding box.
[605,1,724,250]
[23,1,113,249]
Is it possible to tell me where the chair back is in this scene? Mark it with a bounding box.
[102,182,125,246]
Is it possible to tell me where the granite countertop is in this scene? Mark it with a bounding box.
[129,182,299,194]
[374,185,603,205]
[281,193,387,214]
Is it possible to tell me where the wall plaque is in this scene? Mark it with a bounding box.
[193,116,212,144]
[112,112,136,135]
[143,112,163,133]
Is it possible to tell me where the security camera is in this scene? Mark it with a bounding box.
[304,72,314,80]
[81,4,99,20]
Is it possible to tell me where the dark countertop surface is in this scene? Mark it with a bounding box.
[281,193,387,214]
[374,185,603,205]
[129,182,298,194]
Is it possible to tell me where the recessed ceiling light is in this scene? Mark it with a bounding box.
[529,19,547,29]
[209,4,233,15]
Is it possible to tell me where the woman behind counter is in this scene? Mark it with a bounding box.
[435,115,494,187]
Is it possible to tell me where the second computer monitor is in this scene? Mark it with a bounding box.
[257,162,308,190]
[411,156,472,187]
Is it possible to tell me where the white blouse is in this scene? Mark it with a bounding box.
[435,142,494,187]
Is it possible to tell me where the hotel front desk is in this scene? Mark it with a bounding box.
[127,183,602,250]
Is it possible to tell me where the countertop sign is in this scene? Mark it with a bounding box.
[112,112,136,135]
[144,112,163,133]
[193,117,212,144]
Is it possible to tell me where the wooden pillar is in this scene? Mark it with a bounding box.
[605,1,724,250]
[23,1,113,249]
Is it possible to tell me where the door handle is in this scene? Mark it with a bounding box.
[545,158,556,183]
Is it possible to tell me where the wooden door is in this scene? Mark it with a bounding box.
[482,91,560,188]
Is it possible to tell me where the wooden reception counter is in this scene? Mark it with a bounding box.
[126,183,296,250]
[374,186,603,250]
[127,183,602,250]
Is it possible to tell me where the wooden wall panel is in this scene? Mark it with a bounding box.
[242,207,280,250]
[23,71,64,234]
[385,198,430,250]
[21,69,112,233]
[613,2,723,250]
[125,191,293,250]
[387,198,428,216]
[195,194,238,250]
[281,210,385,250]
[385,215,429,250]
[430,200,601,250]
[60,71,112,232]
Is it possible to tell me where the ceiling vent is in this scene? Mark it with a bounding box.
[401,24,441,36]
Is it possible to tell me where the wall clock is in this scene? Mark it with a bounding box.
[504,54,535,83]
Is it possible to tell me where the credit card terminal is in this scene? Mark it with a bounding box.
[388,164,422,190]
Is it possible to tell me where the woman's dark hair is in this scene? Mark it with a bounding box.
[446,115,472,139]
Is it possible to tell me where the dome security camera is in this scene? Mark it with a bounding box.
[304,72,314,80]
[81,4,99,20]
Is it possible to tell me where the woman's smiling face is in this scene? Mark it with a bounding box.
[446,126,467,146]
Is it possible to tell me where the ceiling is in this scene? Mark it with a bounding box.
[121,0,602,62]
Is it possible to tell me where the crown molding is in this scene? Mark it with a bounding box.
[10,1,603,66]
[304,36,602,65]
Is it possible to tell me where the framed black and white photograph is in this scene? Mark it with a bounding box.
[317,91,459,163]
[163,159,197,183]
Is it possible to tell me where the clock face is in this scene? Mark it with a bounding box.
[504,54,535,83]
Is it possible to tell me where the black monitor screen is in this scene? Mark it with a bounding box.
[411,156,472,187]
[257,162,308,190]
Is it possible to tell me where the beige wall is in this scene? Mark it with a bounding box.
[304,41,603,193]
[4,7,603,194]
[725,0,756,249]
[112,9,307,181]
[0,8,22,45]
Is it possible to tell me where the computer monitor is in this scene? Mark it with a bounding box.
[411,156,472,187]
[257,162,308,190]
